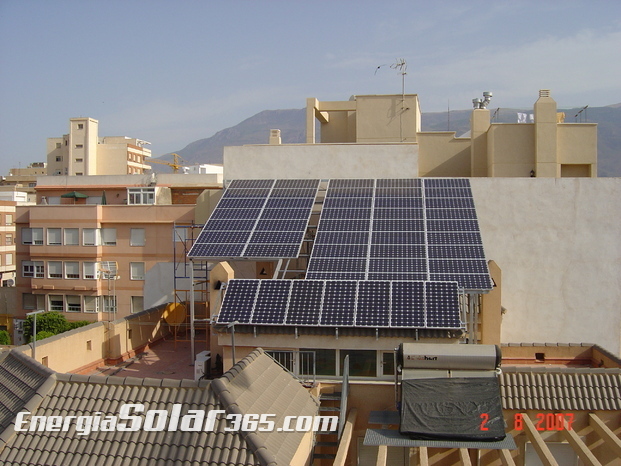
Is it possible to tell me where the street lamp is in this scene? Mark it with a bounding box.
[26,309,47,361]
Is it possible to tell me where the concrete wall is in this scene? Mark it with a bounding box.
[224,144,418,180]
[417,132,470,177]
[471,178,621,355]
[15,305,170,373]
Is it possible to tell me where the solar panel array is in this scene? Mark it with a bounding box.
[217,279,462,329]
[306,178,492,291]
[188,179,320,260]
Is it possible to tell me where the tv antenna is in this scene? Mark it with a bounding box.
[376,58,408,95]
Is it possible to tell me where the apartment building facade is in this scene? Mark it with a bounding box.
[13,173,222,345]
[46,117,152,176]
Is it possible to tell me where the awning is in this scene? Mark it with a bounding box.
[60,191,89,198]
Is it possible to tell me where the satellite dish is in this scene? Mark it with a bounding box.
[6,279,15,287]
[163,302,186,326]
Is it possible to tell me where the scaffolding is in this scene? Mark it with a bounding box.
[169,223,210,357]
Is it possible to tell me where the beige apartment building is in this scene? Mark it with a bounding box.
[13,173,222,345]
[47,117,152,176]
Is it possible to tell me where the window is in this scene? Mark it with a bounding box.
[47,228,62,245]
[56,142,61,149]
[84,296,99,313]
[47,261,62,279]
[101,228,116,246]
[49,295,64,312]
[102,296,117,313]
[5,234,12,245]
[23,261,44,278]
[23,293,44,311]
[340,350,377,378]
[5,253,13,266]
[301,349,336,376]
[5,214,12,225]
[22,227,43,245]
[131,296,144,314]
[75,144,83,149]
[65,262,80,279]
[77,123,84,129]
[75,158,83,163]
[56,156,63,162]
[99,261,117,279]
[130,262,145,280]
[83,228,100,246]
[130,228,145,246]
[64,228,79,245]
[75,173,83,176]
[381,352,395,376]
[128,187,155,205]
[83,262,97,280]
[66,295,81,313]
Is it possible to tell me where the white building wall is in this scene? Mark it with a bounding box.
[471,178,621,355]
[224,144,418,180]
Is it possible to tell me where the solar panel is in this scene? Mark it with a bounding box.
[425,281,461,328]
[306,178,492,290]
[217,198,266,209]
[312,244,368,258]
[286,280,324,325]
[319,219,371,231]
[320,281,357,326]
[321,208,372,219]
[391,281,425,327]
[356,281,390,327]
[274,179,321,189]
[305,272,366,281]
[323,198,373,209]
[376,179,421,188]
[260,208,312,219]
[329,179,374,188]
[369,259,427,273]
[251,280,292,324]
[373,208,424,220]
[370,245,426,258]
[209,208,262,220]
[223,188,272,198]
[188,179,320,260]
[228,180,274,189]
[375,188,421,198]
[314,231,370,244]
[218,279,462,330]
[308,258,366,273]
[218,280,259,324]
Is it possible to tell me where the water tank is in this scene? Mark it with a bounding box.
[398,343,501,371]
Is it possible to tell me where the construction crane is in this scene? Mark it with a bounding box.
[147,153,187,173]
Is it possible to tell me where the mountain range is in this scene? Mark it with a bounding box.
[155,104,621,177]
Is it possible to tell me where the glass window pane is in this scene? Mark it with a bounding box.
[64,228,79,245]
[130,228,145,246]
[382,352,395,376]
[48,261,62,278]
[47,228,62,245]
[340,350,377,377]
[301,349,336,376]
[65,262,80,279]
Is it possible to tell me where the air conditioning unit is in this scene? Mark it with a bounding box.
[194,350,211,381]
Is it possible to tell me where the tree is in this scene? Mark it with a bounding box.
[0,330,10,345]
[24,312,69,343]
[35,331,55,341]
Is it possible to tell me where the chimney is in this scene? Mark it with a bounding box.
[269,129,282,145]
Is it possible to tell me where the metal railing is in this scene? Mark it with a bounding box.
[266,350,316,385]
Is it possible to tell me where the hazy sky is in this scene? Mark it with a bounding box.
[1,0,620,175]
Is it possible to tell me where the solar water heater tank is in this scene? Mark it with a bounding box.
[398,342,501,371]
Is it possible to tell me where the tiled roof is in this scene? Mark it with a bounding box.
[500,366,621,411]
[0,348,319,465]
[0,351,56,441]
